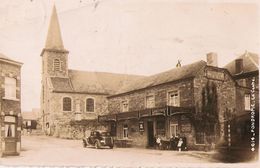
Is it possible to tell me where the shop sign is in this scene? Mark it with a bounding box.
[139,121,144,132]
[139,109,151,117]
[206,70,225,81]
[151,108,166,116]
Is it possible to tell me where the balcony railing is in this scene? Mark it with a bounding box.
[98,106,195,122]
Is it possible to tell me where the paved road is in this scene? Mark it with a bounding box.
[0,135,249,167]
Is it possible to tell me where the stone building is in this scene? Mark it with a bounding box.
[224,51,259,150]
[100,53,239,150]
[0,53,23,156]
[40,6,142,139]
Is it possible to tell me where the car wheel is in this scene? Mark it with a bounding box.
[83,140,87,148]
[109,145,114,149]
[95,141,101,149]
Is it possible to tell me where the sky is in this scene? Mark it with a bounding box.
[0,0,259,111]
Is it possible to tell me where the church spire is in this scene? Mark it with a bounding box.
[45,5,64,50]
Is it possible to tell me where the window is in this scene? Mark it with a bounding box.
[146,95,155,108]
[168,91,180,107]
[63,97,72,111]
[121,100,129,112]
[245,94,251,110]
[53,59,61,71]
[156,120,166,136]
[86,98,94,112]
[123,124,128,139]
[196,132,205,144]
[170,124,178,138]
[5,77,17,99]
[4,116,16,138]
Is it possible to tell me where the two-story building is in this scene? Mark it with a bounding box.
[99,53,238,150]
[0,53,23,156]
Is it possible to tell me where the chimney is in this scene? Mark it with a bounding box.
[206,52,218,67]
[235,59,243,74]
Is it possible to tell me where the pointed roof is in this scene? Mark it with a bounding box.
[45,5,64,50]
[224,51,259,75]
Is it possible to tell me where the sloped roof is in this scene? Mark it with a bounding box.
[50,77,73,92]
[0,53,22,65]
[68,70,145,94]
[224,51,259,75]
[49,70,145,94]
[115,60,207,95]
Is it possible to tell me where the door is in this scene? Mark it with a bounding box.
[147,121,154,147]
[4,116,17,155]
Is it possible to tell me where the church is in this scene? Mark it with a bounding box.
[40,6,143,138]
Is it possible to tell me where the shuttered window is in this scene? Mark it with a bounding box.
[53,59,61,71]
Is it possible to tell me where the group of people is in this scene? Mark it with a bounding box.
[155,134,187,151]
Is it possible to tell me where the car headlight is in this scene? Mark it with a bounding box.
[100,140,105,143]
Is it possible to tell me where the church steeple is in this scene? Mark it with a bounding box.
[45,5,64,50]
[41,5,69,78]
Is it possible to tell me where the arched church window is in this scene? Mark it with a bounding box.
[63,97,72,111]
[86,98,94,112]
[53,59,61,71]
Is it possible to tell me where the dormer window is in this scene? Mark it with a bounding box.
[53,59,61,71]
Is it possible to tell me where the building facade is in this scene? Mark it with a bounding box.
[41,6,142,139]
[99,53,240,150]
[0,53,23,156]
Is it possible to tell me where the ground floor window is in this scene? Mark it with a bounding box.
[196,132,205,144]
[4,116,16,138]
[123,124,128,139]
[170,124,178,137]
[156,120,166,136]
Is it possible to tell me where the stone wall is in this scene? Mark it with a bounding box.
[45,92,108,138]
[0,60,22,156]
[193,66,236,146]
[108,79,194,114]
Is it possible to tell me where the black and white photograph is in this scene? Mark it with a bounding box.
[0,0,259,167]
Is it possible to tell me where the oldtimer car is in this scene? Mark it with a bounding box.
[82,131,114,149]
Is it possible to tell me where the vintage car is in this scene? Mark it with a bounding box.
[82,131,114,149]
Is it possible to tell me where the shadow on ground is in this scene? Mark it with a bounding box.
[211,148,259,163]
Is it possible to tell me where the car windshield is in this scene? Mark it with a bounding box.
[101,132,110,136]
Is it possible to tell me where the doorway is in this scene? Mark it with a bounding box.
[147,121,154,147]
[4,116,17,155]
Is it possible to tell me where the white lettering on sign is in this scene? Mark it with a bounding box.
[206,70,225,81]
[4,116,16,123]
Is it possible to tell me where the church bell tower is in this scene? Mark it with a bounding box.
[40,5,69,78]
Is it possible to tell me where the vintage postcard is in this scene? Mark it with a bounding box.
[0,0,259,167]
